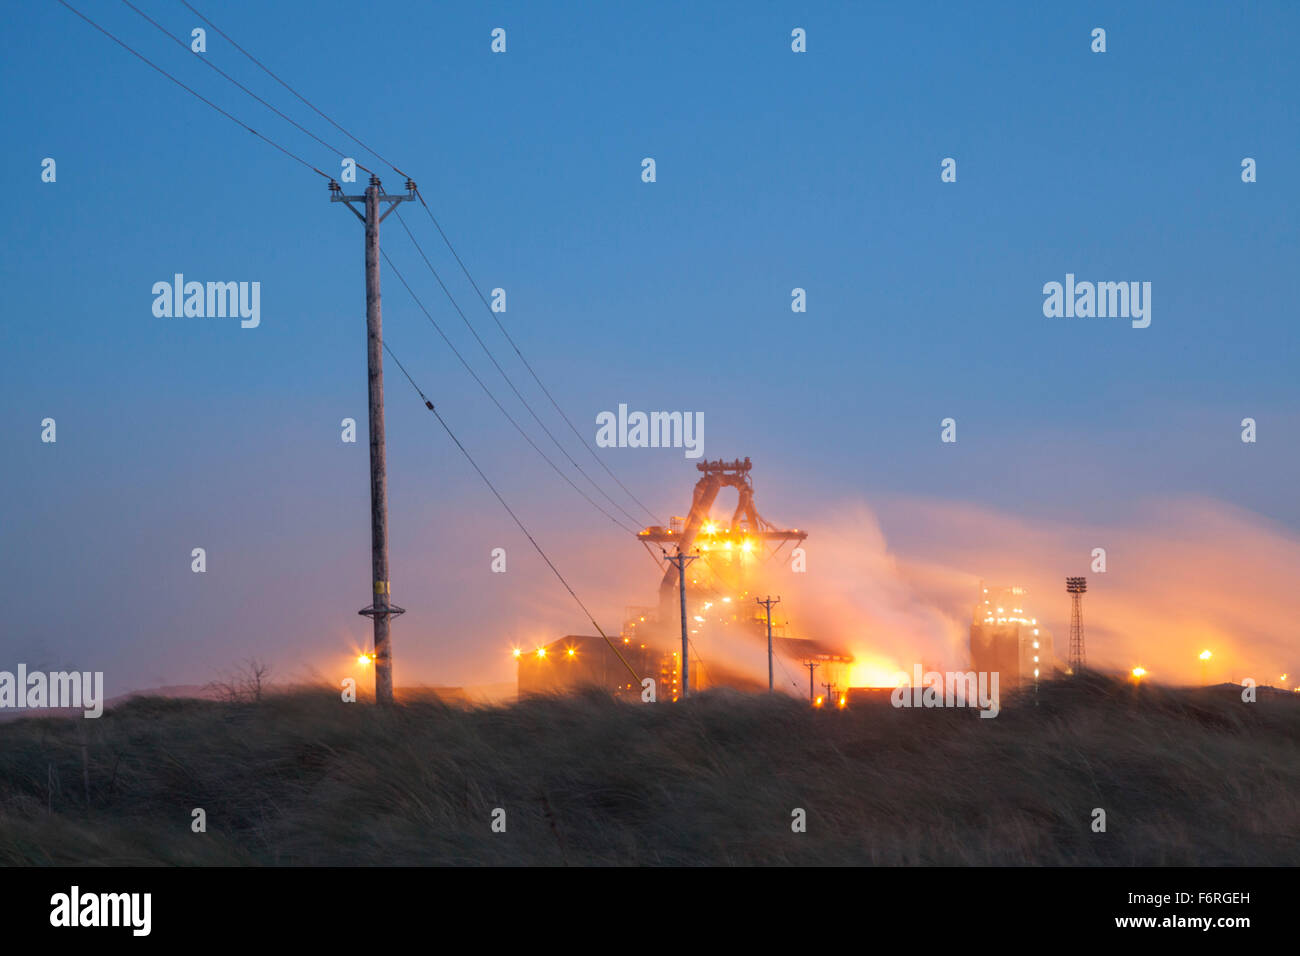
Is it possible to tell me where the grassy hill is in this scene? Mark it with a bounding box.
[1,674,1296,865]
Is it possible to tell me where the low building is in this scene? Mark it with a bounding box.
[516,634,669,699]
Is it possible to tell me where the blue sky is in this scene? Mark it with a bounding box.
[2,1,1297,693]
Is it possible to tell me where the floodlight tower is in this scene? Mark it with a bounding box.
[1066,576,1087,673]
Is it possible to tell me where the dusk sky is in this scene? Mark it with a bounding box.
[3,1,1297,695]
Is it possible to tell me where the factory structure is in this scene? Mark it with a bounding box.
[516,634,663,698]
[517,458,850,700]
[516,458,1064,702]
[968,584,1061,690]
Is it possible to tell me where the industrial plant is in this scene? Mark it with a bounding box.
[516,457,850,700]
[515,457,1065,703]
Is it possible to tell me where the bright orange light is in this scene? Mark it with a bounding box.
[1131,666,1147,679]
[1199,649,1213,661]
[741,539,753,553]
[566,648,575,657]
[702,521,717,535]
[837,695,847,709]
[814,696,824,707]
[849,656,907,689]
[511,648,522,659]
[536,648,546,659]
[357,654,372,667]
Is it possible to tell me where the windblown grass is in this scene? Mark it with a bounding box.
[1,674,1296,865]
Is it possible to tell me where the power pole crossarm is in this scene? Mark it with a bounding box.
[332,175,416,705]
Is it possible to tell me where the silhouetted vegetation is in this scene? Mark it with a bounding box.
[1,674,1296,865]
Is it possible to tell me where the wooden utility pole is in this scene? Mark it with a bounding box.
[804,660,819,703]
[756,595,780,692]
[663,548,700,697]
[331,175,415,704]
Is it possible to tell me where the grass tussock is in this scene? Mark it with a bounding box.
[1,674,1297,865]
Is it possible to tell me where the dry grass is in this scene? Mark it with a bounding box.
[1,674,1297,865]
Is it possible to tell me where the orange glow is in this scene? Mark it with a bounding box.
[536,648,546,659]
[1131,666,1147,679]
[566,648,575,657]
[357,654,372,667]
[849,656,908,689]
[511,648,521,659]
[1199,649,1213,661]
[814,696,824,707]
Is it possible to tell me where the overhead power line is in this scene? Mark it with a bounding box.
[381,249,641,536]
[391,208,646,529]
[78,0,659,534]
[174,0,661,528]
[413,187,665,527]
[59,0,657,695]
[119,0,374,175]
[123,0,637,531]
[414,186,669,527]
[382,341,642,685]
[178,0,409,179]
[53,0,331,180]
